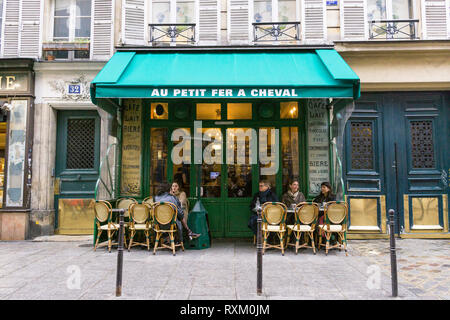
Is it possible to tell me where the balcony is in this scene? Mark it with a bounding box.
[149,24,196,46]
[42,41,90,61]
[369,19,419,40]
[252,22,301,44]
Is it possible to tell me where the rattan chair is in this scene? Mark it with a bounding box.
[152,202,184,255]
[261,202,288,255]
[128,203,152,251]
[318,201,348,256]
[286,202,319,254]
[116,198,137,222]
[94,200,123,252]
[143,196,154,207]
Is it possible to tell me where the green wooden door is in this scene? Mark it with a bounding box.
[54,111,101,234]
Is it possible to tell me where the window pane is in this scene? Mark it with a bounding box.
[54,17,70,38]
[55,0,70,16]
[172,128,191,197]
[227,128,253,198]
[197,103,221,120]
[227,103,252,120]
[66,119,95,169]
[281,127,299,193]
[280,101,298,119]
[201,128,222,198]
[75,17,91,38]
[55,51,69,59]
[177,1,195,23]
[76,0,91,16]
[153,1,170,23]
[254,0,272,22]
[392,0,411,19]
[410,121,435,169]
[74,50,90,59]
[278,0,296,22]
[350,122,374,170]
[151,102,169,119]
[259,127,277,190]
[150,128,168,195]
[367,0,386,20]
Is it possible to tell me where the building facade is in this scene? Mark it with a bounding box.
[0,0,448,240]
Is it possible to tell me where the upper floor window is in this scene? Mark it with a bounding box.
[152,0,196,24]
[367,0,412,20]
[52,0,91,59]
[0,0,3,48]
[254,0,297,22]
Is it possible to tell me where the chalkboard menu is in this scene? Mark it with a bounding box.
[121,99,142,196]
[307,99,330,195]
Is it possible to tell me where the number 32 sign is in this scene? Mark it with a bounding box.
[67,84,82,95]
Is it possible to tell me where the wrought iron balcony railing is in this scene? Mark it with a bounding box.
[369,19,419,40]
[252,22,301,43]
[149,23,196,45]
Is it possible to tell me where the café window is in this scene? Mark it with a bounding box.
[227,103,252,120]
[151,102,169,119]
[51,0,91,60]
[172,128,191,197]
[150,128,168,195]
[0,118,5,208]
[280,101,298,119]
[152,0,196,24]
[254,0,297,22]
[196,103,221,120]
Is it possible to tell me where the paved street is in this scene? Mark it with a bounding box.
[0,236,448,300]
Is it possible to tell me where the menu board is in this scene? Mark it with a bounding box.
[121,99,142,196]
[307,99,330,195]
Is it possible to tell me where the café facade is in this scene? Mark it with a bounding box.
[90,47,360,238]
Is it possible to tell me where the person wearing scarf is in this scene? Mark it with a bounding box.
[248,180,279,235]
[281,179,306,225]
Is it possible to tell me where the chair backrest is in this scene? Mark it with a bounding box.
[129,203,150,224]
[295,202,319,225]
[117,198,137,217]
[142,196,154,207]
[153,202,177,225]
[325,201,348,224]
[94,201,111,223]
[262,202,287,225]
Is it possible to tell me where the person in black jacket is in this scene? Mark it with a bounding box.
[313,181,336,228]
[248,180,279,235]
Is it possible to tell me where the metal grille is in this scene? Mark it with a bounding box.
[350,122,374,170]
[66,119,95,169]
[410,121,435,169]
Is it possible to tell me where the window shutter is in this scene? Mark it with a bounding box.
[198,0,220,44]
[2,0,20,57]
[91,0,114,60]
[122,0,146,45]
[228,0,251,43]
[422,0,449,39]
[19,0,41,58]
[340,0,367,40]
[301,0,326,42]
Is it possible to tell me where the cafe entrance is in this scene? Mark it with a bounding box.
[144,100,305,238]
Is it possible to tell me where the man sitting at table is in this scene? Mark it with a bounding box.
[154,183,200,242]
[247,180,279,236]
[281,179,306,225]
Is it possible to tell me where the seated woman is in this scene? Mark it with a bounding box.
[170,181,189,225]
[247,180,278,236]
[313,181,336,228]
[281,179,306,225]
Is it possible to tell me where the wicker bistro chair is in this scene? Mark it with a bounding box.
[94,200,125,252]
[143,196,154,207]
[318,201,349,256]
[128,203,152,251]
[261,202,288,255]
[152,202,185,256]
[116,198,138,223]
[286,202,319,254]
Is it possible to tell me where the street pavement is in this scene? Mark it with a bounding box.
[0,236,448,300]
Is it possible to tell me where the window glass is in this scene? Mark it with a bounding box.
[0,0,3,44]
[201,128,222,198]
[150,128,168,195]
[151,102,169,119]
[55,0,71,16]
[367,0,386,20]
[196,103,221,120]
[172,128,191,197]
[350,122,374,170]
[227,128,253,198]
[76,0,91,16]
[0,121,6,208]
[177,0,195,23]
[153,0,170,23]
[278,0,296,22]
[281,127,299,193]
[280,101,298,119]
[259,127,277,190]
[227,103,252,120]
[392,0,411,19]
[254,0,272,22]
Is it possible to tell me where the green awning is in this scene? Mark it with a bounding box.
[91,49,360,108]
